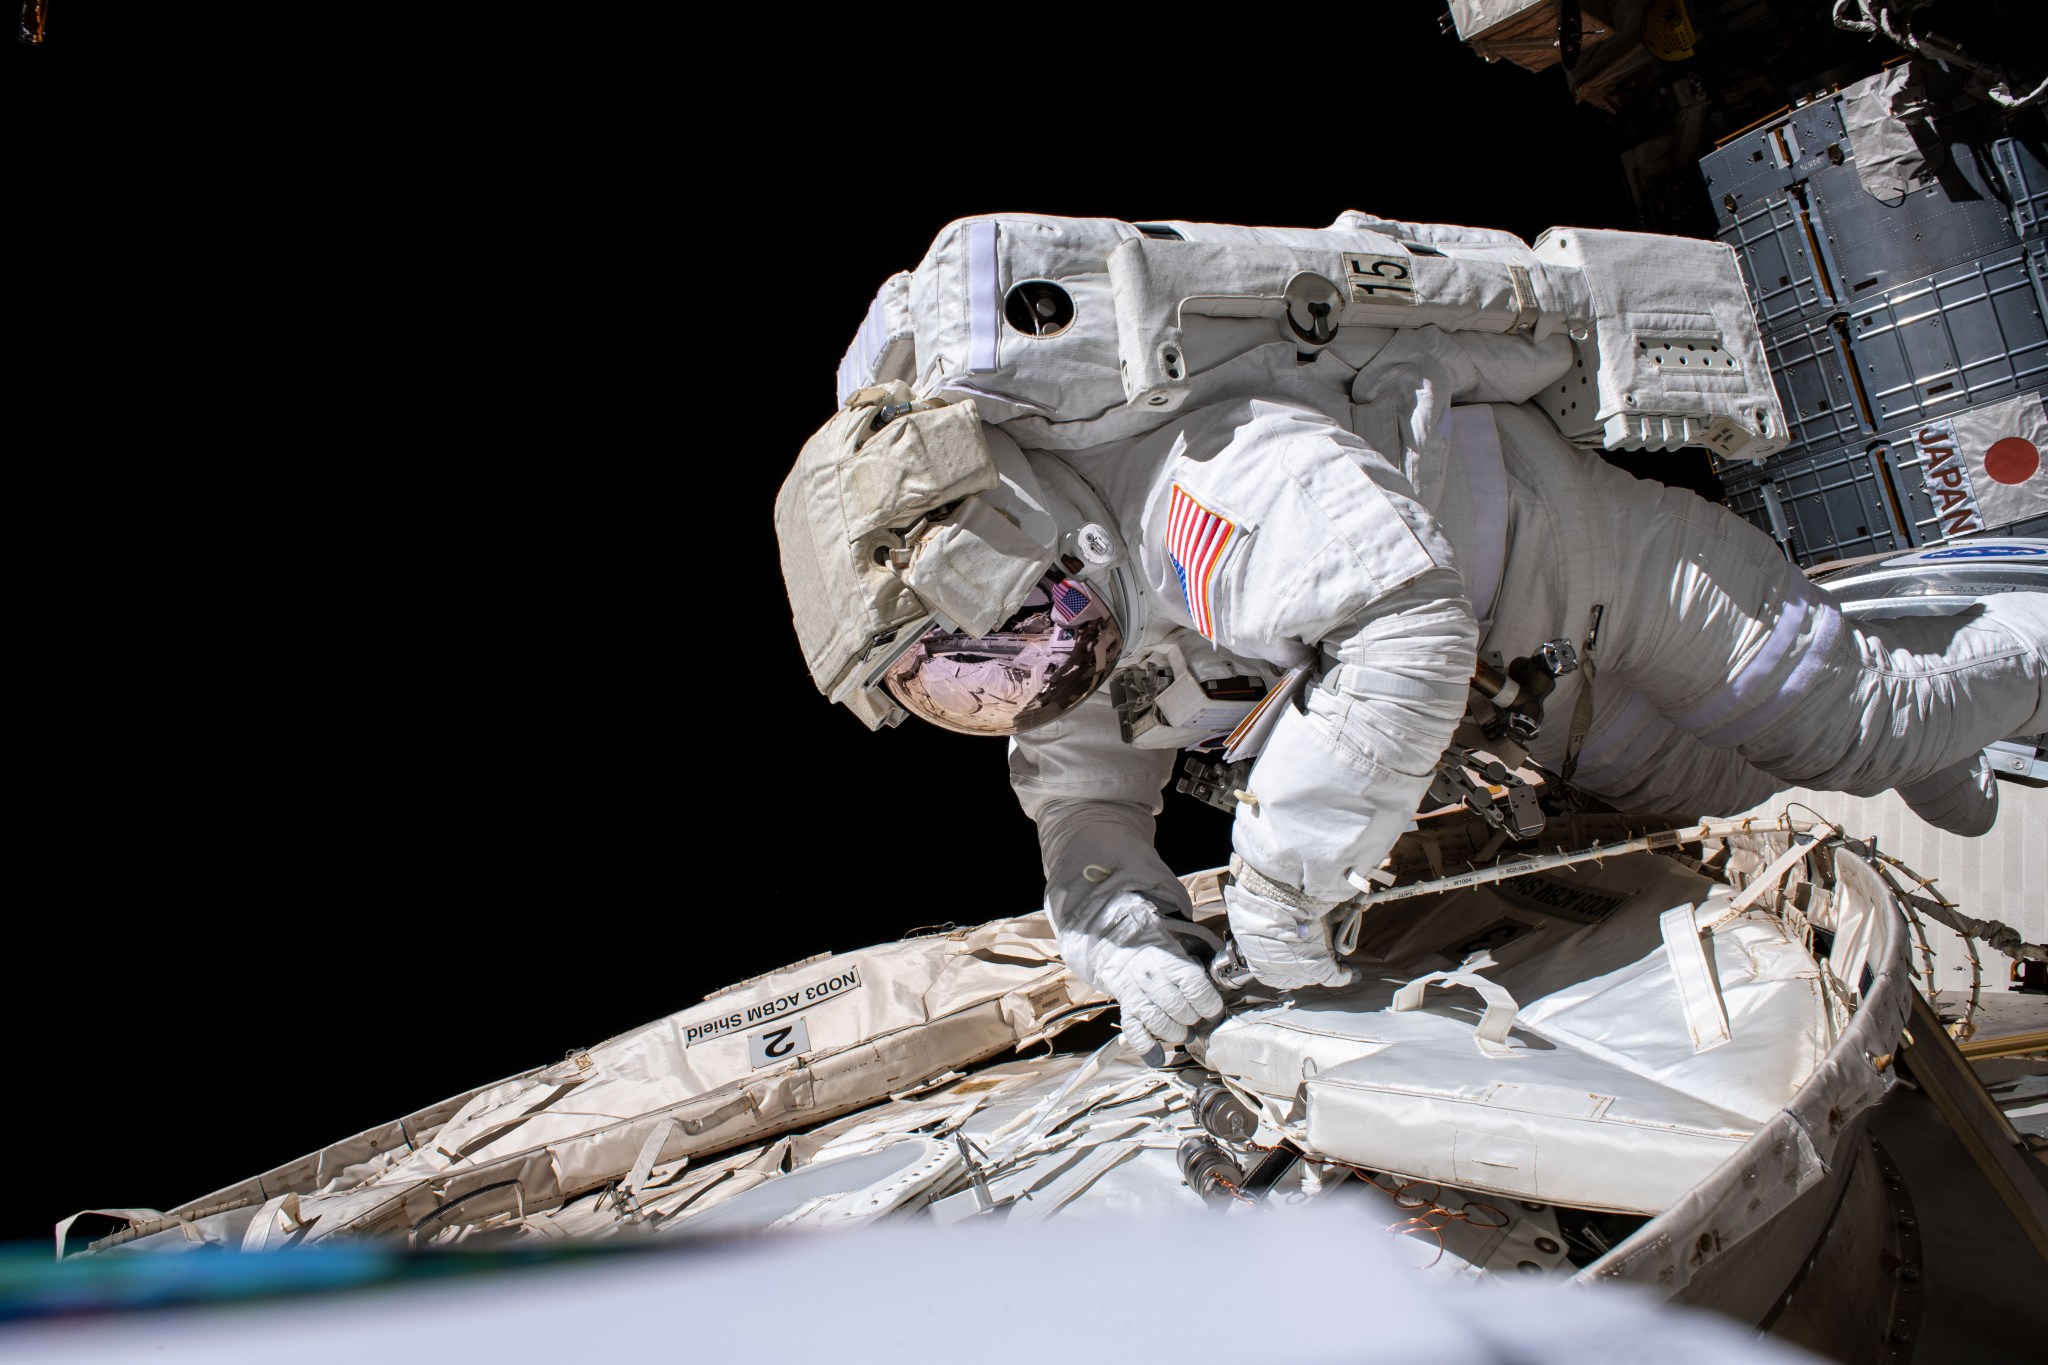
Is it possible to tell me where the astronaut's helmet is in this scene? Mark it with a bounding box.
[881,568,1122,736]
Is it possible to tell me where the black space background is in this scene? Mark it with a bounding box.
[8,6,1718,1247]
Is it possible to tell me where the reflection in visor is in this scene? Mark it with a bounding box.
[882,570,1123,737]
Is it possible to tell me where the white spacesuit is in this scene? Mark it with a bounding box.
[776,211,2048,1057]
[1000,394,2047,1051]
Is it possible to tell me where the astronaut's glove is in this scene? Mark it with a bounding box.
[1054,890,1226,1058]
[1225,855,1360,992]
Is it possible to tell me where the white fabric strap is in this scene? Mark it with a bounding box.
[1656,839,1813,1056]
[1444,405,1509,627]
[1659,906,1734,1054]
[239,1193,304,1252]
[837,290,879,405]
[1333,904,1365,956]
[1391,969,1521,1058]
[623,1118,684,1206]
[967,221,998,373]
[1700,834,1815,934]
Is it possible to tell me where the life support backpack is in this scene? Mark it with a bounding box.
[835,211,1788,463]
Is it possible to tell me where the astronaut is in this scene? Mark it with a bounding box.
[777,210,2048,1059]
[786,383,2048,1058]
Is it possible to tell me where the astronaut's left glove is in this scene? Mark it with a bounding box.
[1225,856,1360,992]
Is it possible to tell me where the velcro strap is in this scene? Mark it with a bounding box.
[1230,855,1335,919]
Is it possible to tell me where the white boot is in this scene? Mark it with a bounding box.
[1896,749,2000,838]
[1979,592,2048,739]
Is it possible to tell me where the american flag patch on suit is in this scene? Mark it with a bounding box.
[1166,484,1236,640]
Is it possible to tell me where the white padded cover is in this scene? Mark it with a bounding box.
[1203,853,1830,1214]
[900,214,1583,448]
[1530,228,1787,460]
[883,213,1785,459]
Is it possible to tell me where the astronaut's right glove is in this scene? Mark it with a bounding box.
[1224,856,1360,992]
[1052,889,1226,1059]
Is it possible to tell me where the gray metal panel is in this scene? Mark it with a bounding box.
[1721,382,2048,564]
[1989,135,2048,242]
[1847,242,2048,432]
[1701,107,2048,568]
[1804,138,2022,299]
[1717,436,1910,564]
[1713,461,1786,554]
[1720,195,1834,334]
[1704,100,2037,334]
[1764,312,1872,453]
[1703,100,1853,334]
[1703,98,1851,224]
